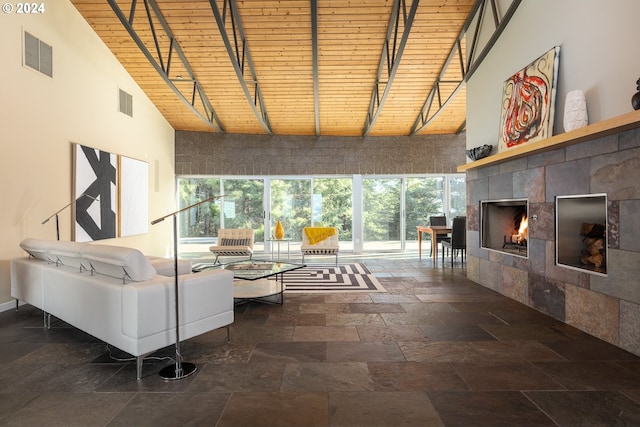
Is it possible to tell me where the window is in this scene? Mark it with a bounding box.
[178,177,220,240]
[363,178,401,251]
[313,178,352,240]
[177,174,465,254]
[405,177,445,240]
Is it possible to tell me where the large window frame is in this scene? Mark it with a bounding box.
[177,174,465,255]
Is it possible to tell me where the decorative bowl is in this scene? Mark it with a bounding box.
[465,144,493,161]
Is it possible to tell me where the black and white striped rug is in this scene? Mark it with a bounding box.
[282,263,386,293]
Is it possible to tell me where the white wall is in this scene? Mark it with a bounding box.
[467,0,640,150]
[0,1,178,306]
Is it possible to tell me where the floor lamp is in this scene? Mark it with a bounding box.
[42,194,99,240]
[150,195,223,381]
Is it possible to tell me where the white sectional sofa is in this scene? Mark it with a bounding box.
[10,238,234,379]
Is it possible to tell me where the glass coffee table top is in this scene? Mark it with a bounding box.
[222,260,304,280]
[218,260,305,304]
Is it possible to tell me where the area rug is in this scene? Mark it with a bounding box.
[283,263,386,293]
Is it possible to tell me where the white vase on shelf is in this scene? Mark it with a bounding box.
[563,90,588,132]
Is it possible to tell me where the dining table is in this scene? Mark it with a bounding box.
[417,225,452,261]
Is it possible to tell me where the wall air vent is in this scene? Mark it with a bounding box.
[24,31,52,77]
[119,89,133,117]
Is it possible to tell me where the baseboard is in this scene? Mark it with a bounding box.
[0,299,18,313]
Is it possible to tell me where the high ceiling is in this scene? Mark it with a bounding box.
[70,0,517,137]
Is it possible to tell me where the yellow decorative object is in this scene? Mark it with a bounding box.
[274,220,285,240]
[304,227,336,245]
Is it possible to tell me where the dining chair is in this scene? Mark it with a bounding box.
[428,215,449,257]
[442,216,466,267]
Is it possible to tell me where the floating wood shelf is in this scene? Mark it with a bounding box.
[457,109,640,172]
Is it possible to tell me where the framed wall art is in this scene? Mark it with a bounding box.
[498,46,560,152]
[72,143,117,242]
[119,155,149,237]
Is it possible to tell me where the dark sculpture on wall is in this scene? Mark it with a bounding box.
[632,78,640,110]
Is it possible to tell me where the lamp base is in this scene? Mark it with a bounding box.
[158,362,197,381]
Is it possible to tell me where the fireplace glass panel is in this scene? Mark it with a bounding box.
[480,199,528,258]
[555,194,607,276]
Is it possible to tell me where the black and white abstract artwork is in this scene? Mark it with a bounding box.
[73,143,117,242]
[119,155,149,237]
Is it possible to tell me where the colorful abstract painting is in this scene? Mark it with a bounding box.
[498,46,560,152]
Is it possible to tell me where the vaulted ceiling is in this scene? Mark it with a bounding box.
[70,0,519,137]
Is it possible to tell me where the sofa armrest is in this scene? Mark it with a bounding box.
[121,269,234,341]
[147,256,192,276]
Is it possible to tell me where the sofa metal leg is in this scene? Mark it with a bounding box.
[15,299,19,311]
[136,356,144,380]
[226,325,231,343]
[43,311,51,329]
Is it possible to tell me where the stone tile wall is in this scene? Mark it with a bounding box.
[175,131,466,176]
[465,128,640,356]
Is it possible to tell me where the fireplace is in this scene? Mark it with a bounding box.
[555,194,607,276]
[480,199,528,257]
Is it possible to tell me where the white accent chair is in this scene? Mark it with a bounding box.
[209,228,255,264]
[301,227,339,265]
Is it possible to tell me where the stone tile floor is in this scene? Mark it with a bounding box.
[2,255,640,426]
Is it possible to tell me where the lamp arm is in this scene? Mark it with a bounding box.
[42,194,99,224]
[150,195,225,225]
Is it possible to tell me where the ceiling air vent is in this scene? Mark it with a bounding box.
[119,89,133,117]
[24,31,52,77]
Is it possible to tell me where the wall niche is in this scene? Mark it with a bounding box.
[555,194,607,275]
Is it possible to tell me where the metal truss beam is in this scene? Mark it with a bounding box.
[106,0,224,132]
[208,0,272,135]
[363,0,420,137]
[411,0,521,135]
[311,0,320,136]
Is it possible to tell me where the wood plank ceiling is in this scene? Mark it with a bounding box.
[71,0,476,137]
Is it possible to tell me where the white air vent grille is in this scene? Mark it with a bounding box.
[24,31,52,77]
[119,89,133,117]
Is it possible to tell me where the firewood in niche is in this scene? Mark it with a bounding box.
[579,223,606,268]
[580,237,605,268]
[581,223,605,238]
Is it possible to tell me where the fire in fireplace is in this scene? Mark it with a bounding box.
[480,199,528,257]
[504,213,529,249]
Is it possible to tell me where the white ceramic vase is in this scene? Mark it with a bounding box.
[563,90,588,132]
